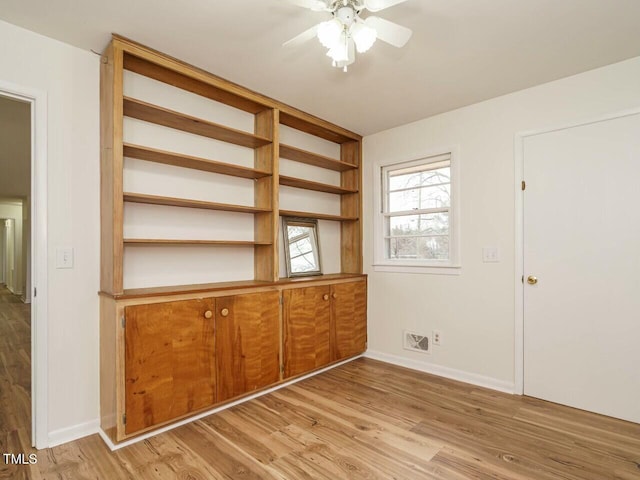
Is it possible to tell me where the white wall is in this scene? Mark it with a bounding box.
[0,95,30,198]
[364,56,640,389]
[0,20,100,442]
[0,202,23,294]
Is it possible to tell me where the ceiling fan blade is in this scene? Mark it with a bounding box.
[283,24,320,48]
[365,16,412,48]
[287,0,330,11]
[362,0,409,13]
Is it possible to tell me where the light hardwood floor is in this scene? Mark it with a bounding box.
[2,291,639,479]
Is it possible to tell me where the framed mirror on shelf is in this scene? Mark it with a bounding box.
[282,217,322,277]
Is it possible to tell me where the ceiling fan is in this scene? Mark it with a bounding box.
[284,0,412,71]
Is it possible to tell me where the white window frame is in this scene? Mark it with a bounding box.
[373,147,461,274]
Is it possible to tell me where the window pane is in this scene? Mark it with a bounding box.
[389,184,450,211]
[417,236,449,260]
[389,213,449,236]
[388,237,417,259]
[290,252,318,272]
[389,166,450,190]
[289,237,312,258]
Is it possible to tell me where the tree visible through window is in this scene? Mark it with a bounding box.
[382,155,451,261]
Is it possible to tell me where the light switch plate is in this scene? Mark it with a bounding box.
[482,247,500,263]
[56,247,74,269]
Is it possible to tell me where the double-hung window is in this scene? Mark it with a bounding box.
[375,151,459,273]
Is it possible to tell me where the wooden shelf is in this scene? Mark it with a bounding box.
[124,192,271,214]
[123,144,271,179]
[279,144,356,172]
[101,273,367,300]
[279,210,358,222]
[279,176,357,195]
[123,97,272,149]
[124,239,272,246]
[123,52,270,115]
[280,113,360,144]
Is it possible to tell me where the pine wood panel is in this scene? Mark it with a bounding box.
[254,109,279,282]
[124,239,272,246]
[123,192,270,214]
[279,210,358,222]
[215,291,280,403]
[123,143,271,179]
[283,286,331,378]
[123,97,272,148]
[340,140,362,274]
[100,42,124,295]
[279,144,356,172]
[99,296,117,441]
[279,111,358,144]
[331,281,367,361]
[124,299,216,434]
[103,273,366,300]
[279,175,357,195]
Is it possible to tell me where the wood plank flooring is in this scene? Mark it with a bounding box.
[2,287,640,479]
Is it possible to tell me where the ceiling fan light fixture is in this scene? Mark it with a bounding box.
[326,33,349,62]
[351,21,377,53]
[317,19,343,48]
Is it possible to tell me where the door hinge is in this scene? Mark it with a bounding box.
[280,364,284,374]
[279,296,283,305]
[34,287,37,297]
[521,275,524,284]
[521,180,526,191]
[121,316,125,328]
[122,413,126,425]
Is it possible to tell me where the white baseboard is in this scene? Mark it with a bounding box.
[48,418,100,448]
[100,354,363,451]
[364,350,516,394]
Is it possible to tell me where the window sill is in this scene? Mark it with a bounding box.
[372,263,462,275]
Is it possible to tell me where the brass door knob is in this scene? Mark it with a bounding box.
[220,308,229,317]
[527,276,538,285]
[204,310,213,319]
[323,294,329,301]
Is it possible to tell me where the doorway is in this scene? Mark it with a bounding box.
[0,82,48,448]
[518,110,640,423]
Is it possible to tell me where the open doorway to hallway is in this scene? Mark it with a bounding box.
[0,94,32,444]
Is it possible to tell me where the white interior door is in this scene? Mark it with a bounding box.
[523,112,640,424]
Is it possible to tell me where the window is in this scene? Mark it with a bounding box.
[374,150,459,273]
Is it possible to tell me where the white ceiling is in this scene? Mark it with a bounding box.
[2,0,640,135]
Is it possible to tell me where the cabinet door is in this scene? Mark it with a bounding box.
[124,298,215,435]
[331,281,367,361]
[216,291,280,402]
[283,286,331,378]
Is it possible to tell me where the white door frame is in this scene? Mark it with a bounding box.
[514,107,640,396]
[0,80,48,448]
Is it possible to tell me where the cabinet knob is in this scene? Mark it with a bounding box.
[220,308,229,317]
[323,294,329,301]
[204,310,213,319]
[332,293,337,299]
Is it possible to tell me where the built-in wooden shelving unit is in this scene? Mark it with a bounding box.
[100,35,366,446]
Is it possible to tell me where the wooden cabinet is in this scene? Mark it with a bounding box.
[283,285,331,378]
[331,280,367,361]
[283,279,367,378]
[216,291,280,402]
[124,298,216,434]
